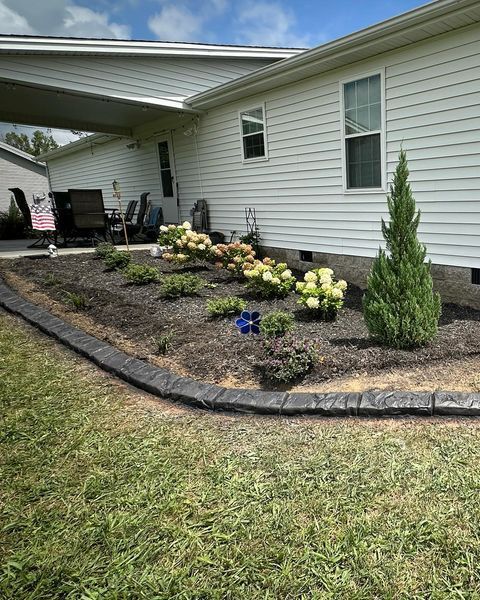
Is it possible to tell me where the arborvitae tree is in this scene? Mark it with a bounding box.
[363,150,441,349]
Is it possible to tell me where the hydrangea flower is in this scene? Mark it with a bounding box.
[235,310,261,334]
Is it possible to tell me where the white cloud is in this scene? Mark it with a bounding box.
[235,2,310,48]
[0,2,35,35]
[148,5,203,41]
[0,0,131,39]
[62,5,130,39]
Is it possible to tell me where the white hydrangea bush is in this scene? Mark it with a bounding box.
[243,258,296,298]
[159,221,212,263]
[296,268,347,320]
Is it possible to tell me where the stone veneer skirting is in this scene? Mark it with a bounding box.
[2,278,480,418]
[262,246,480,310]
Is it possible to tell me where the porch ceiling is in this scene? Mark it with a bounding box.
[0,80,190,136]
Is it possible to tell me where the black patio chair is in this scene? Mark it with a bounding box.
[9,187,58,248]
[8,187,32,228]
[143,206,163,241]
[50,191,76,246]
[126,192,150,240]
[68,188,110,245]
[108,199,138,242]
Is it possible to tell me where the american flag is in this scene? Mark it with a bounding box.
[30,203,56,231]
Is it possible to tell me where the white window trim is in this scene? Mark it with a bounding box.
[238,102,269,163]
[339,68,386,194]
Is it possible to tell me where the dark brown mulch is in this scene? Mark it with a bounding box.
[3,250,480,388]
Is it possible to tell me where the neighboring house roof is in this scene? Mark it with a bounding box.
[0,36,305,59]
[0,140,45,166]
[188,0,480,108]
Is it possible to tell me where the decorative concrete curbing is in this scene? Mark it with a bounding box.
[2,279,480,417]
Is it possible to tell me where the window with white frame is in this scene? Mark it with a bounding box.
[240,106,267,161]
[343,73,382,189]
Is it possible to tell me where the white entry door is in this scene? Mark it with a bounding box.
[157,134,179,223]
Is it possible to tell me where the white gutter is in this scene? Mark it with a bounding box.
[189,0,479,108]
[0,36,305,59]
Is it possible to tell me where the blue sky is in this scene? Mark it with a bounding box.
[1,0,428,47]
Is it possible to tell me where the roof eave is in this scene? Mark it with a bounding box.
[0,36,306,59]
[188,0,480,109]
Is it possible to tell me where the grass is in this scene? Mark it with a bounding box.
[2,312,480,598]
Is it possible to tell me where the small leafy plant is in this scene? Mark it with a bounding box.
[104,250,131,270]
[44,273,61,287]
[259,311,295,338]
[94,242,116,259]
[206,296,247,317]
[122,263,159,285]
[260,335,317,383]
[95,242,115,259]
[156,331,174,355]
[160,273,205,298]
[64,291,89,310]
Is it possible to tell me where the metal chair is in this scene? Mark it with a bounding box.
[68,188,110,245]
[125,192,150,240]
[9,187,57,248]
[143,206,163,241]
[50,191,75,246]
[8,187,32,229]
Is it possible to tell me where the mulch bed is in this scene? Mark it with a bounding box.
[3,250,480,389]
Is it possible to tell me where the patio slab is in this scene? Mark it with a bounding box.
[0,239,154,259]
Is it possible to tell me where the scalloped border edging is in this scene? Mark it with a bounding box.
[1,279,480,417]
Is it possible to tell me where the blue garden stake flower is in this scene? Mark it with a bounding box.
[235,310,261,334]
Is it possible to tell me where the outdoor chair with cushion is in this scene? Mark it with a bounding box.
[143,205,163,241]
[68,188,110,245]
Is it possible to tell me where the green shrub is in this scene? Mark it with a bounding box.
[94,242,116,259]
[260,335,317,383]
[363,150,441,349]
[122,263,159,285]
[156,331,174,355]
[44,273,61,287]
[206,296,247,317]
[160,273,205,299]
[0,198,26,240]
[64,291,89,310]
[104,250,131,270]
[259,311,295,338]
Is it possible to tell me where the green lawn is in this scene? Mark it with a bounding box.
[2,312,480,599]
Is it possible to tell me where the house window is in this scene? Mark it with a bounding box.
[240,105,267,161]
[343,73,383,189]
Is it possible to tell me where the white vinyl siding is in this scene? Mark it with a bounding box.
[170,22,480,269]
[47,137,163,213]
[0,56,275,102]
[0,154,48,211]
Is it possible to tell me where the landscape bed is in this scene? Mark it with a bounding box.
[2,250,480,392]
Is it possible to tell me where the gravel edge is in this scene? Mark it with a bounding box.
[2,279,480,417]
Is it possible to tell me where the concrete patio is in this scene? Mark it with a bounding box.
[0,238,154,259]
